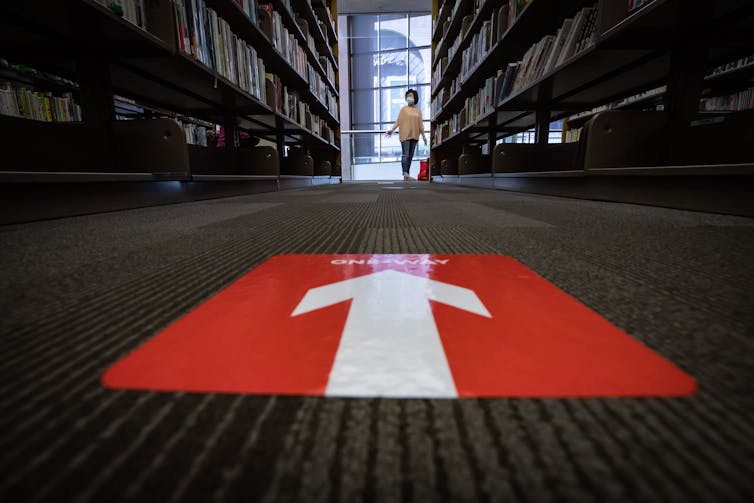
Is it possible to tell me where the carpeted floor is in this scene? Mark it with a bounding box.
[1,182,753,502]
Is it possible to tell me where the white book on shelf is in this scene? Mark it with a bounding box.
[574,7,596,56]
[530,35,553,81]
[129,0,139,25]
[556,8,587,67]
[543,19,571,75]
[522,38,545,85]
[512,45,534,91]
[0,89,14,117]
[258,59,266,104]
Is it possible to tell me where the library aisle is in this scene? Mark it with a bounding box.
[1,183,753,501]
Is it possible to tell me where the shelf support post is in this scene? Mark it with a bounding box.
[221,91,240,149]
[534,79,553,145]
[664,1,708,160]
[70,2,115,169]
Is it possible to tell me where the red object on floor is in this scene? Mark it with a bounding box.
[102,255,696,398]
[418,160,429,180]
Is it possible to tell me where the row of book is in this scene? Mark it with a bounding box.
[0,82,82,122]
[430,90,444,118]
[261,1,338,101]
[434,70,500,144]
[313,2,336,36]
[460,2,515,80]
[435,18,601,145]
[449,86,753,146]
[174,1,267,101]
[232,0,260,23]
[461,75,496,128]
[433,62,513,121]
[700,88,754,112]
[96,0,148,30]
[563,127,582,144]
[434,0,459,43]
[434,3,598,120]
[113,94,215,146]
[261,3,308,78]
[295,1,336,55]
[432,67,464,117]
[446,35,462,66]
[325,88,338,117]
[321,57,336,88]
[565,85,666,125]
[302,19,318,59]
[433,0,530,103]
[510,6,598,96]
[262,1,336,87]
[436,0,531,47]
[708,55,754,78]
[274,78,334,142]
[432,62,444,90]
[172,1,336,113]
[178,119,211,146]
[307,66,338,117]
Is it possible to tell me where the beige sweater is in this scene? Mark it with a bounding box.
[391,105,424,141]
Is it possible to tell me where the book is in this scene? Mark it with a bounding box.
[100,1,148,29]
[557,7,588,67]
[0,80,81,122]
[575,8,598,55]
[700,88,754,112]
[500,62,520,102]
[496,4,510,41]
[258,3,273,40]
[543,19,572,74]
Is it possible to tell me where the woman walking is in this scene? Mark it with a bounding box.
[386,89,427,181]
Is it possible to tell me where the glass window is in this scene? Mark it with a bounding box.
[408,48,430,85]
[379,14,408,51]
[352,133,380,163]
[378,50,408,87]
[349,12,431,171]
[409,15,431,48]
[351,89,380,125]
[350,53,379,90]
[350,15,379,54]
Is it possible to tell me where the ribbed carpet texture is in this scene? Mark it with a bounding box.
[1,182,753,502]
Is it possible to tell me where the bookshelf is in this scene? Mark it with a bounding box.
[429,0,754,215]
[0,0,342,221]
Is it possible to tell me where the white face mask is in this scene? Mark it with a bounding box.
[406,97,415,105]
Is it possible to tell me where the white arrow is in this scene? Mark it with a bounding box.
[291,270,491,398]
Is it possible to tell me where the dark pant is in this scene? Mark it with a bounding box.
[401,139,418,174]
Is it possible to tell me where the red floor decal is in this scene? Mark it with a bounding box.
[102,254,696,398]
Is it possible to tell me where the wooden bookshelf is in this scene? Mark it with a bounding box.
[432,0,474,73]
[313,4,338,45]
[432,1,454,44]
[296,0,338,69]
[0,0,342,193]
[429,0,754,215]
[432,0,754,150]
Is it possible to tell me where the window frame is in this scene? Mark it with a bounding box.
[348,12,432,166]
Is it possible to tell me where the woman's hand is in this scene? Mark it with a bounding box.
[386,129,393,137]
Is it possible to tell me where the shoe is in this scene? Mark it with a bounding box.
[403,174,415,181]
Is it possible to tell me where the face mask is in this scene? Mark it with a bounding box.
[406,97,415,105]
